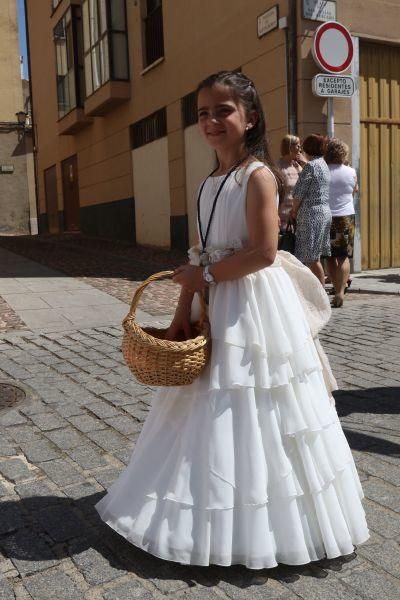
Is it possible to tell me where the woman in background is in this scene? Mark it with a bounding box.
[324,138,358,308]
[291,134,331,287]
[277,134,306,230]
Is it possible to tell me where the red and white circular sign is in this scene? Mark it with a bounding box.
[312,21,353,74]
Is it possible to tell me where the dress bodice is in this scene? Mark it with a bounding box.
[197,161,278,250]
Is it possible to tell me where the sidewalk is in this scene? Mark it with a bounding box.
[0,236,399,599]
[0,247,172,334]
[350,268,400,295]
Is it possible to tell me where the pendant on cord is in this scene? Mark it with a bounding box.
[199,252,210,267]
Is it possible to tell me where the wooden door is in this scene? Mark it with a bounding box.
[61,155,80,232]
[44,165,59,233]
[359,43,400,268]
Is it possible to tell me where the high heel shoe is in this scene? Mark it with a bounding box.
[344,278,352,294]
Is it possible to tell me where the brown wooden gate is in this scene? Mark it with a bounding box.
[44,165,59,233]
[61,155,80,232]
[359,42,400,269]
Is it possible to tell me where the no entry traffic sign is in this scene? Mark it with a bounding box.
[312,21,354,73]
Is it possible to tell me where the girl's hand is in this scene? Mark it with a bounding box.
[165,311,192,341]
[172,265,205,293]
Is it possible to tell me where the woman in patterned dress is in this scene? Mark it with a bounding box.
[290,134,331,287]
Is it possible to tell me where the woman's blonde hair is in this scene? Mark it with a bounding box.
[325,138,349,164]
[280,134,300,156]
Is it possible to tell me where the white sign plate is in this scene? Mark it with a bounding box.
[257,5,278,38]
[0,165,14,174]
[312,74,355,97]
[303,0,336,22]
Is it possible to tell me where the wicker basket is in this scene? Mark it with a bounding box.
[122,270,211,386]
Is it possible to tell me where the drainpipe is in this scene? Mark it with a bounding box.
[23,0,39,235]
[287,0,298,134]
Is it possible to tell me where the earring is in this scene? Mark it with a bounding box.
[246,125,252,131]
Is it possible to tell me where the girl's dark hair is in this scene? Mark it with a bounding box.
[196,71,283,199]
[302,134,327,157]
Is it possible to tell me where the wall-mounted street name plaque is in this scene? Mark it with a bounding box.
[257,5,279,38]
[303,0,336,22]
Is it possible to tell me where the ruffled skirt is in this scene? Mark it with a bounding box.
[95,265,369,569]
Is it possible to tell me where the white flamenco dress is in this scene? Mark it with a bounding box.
[96,162,369,569]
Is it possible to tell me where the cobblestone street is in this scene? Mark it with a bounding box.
[0,236,399,599]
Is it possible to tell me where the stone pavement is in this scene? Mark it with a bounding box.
[0,248,168,334]
[0,235,185,330]
[0,235,399,599]
[350,268,400,295]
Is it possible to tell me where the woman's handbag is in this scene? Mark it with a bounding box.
[278,221,296,254]
[122,271,211,386]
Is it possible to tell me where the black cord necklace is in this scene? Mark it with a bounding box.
[197,156,248,266]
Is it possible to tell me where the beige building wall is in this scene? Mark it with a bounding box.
[0,0,32,235]
[132,137,170,247]
[296,0,400,149]
[0,0,23,119]
[297,11,352,146]
[25,0,75,218]
[25,0,134,236]
[26,0,400,252]
[184,126,215,246]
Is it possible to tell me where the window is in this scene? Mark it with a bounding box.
[143,0,164,67]
[54,6,85,118]
[182,92,197,128]
[51,0,62,11]
[131,108,167,149]
[82,0,129,96]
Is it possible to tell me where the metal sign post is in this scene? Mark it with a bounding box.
[327,97,334,137]
[312,73,355,137]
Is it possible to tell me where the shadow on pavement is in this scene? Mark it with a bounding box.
[334,387,400,458]
[334,387,400,416]
[0,493,357,588]
[354,273,400,285]
[0,235,187,280]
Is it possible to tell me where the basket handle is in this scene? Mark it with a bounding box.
[126,270,208,324]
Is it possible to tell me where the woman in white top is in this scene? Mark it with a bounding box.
[324,139,358,307]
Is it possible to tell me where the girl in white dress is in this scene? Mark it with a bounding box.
[96,71,369,569]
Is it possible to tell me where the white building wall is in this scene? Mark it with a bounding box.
[184,125,215,246]
[132,137,171,247]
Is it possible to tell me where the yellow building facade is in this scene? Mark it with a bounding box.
[26,0,400,269]
[0,0,36,235]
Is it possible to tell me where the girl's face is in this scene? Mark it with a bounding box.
[197,83,255,151]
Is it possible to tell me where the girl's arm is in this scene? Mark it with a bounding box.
[172,168,278,290]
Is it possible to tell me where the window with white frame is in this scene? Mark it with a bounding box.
[82,0,129,97]
[54,6,85,118]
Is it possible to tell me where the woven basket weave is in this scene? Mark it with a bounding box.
[122,270,211,386]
